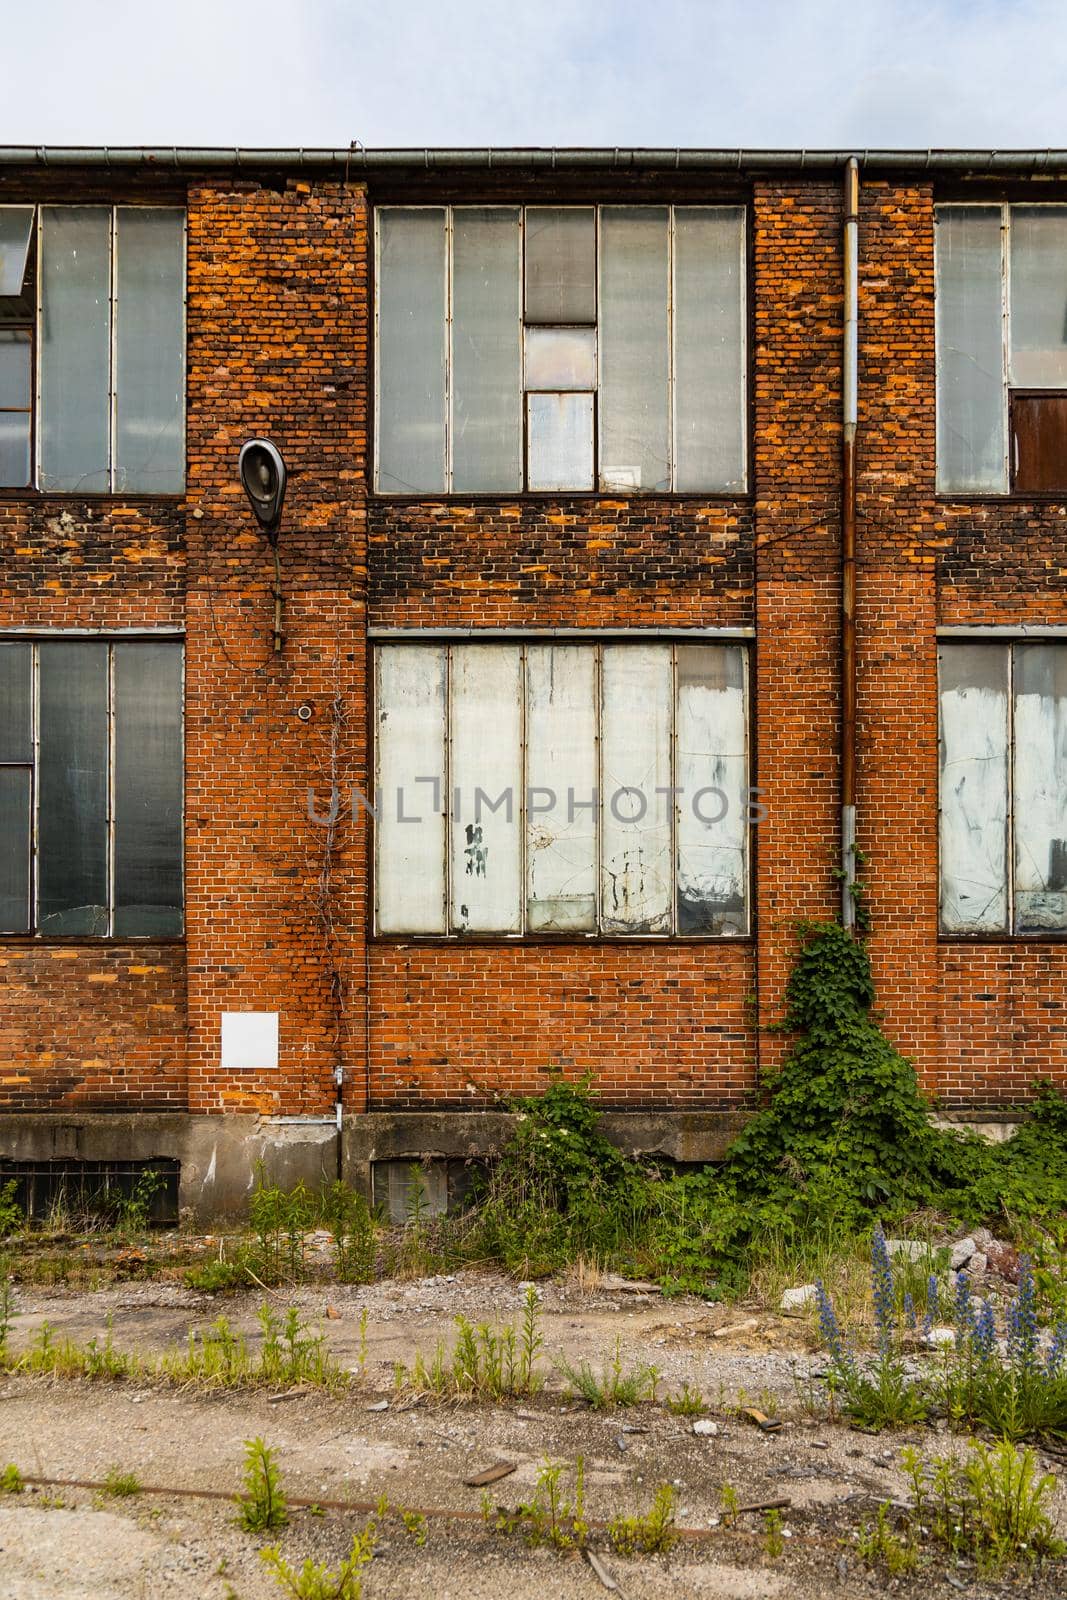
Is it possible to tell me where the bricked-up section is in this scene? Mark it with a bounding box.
[369,944,754,1108]
[184,178,369,1118]
[853,182,941,1086]
[0,946,186,1110]
[752,180,843,1062]
[0,502,184,629]
[369,499,752,627]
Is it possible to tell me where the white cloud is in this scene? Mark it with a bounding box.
[3,0,1067,149]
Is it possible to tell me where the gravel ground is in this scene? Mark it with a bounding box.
[0,1271,1064,1598]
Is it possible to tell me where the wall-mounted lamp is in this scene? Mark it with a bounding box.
[239,439,288,653]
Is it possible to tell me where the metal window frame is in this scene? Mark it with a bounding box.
[0,632,185,940]
[35,203,188,496]
[0,205,37,490]
[373,202,749,497]
[372,635,752,942]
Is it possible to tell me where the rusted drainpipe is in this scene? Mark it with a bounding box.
[841,157,859,930]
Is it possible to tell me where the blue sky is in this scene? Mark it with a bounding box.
[5,0,1066,148]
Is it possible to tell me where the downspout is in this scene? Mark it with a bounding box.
[841,157,859,930]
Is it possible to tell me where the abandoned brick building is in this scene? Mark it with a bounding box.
[2,144,1067,1219]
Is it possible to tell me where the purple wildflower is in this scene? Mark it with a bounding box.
[871,1223,896,1355]
[1045,1320,1067,1377]
[1007,1256,1039,1375]
[953,1271,976,1341]
[814,1280,854,1374]
[973,1299,996,1365]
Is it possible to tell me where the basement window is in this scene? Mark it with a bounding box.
[939,641,1067,933]
[0,637,184,937]
[0,204,186,494]
[375,205,747,495]
[373,639,751,938]
[936,203,1067,494]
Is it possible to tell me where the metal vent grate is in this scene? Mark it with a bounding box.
[0,1158,179,1226]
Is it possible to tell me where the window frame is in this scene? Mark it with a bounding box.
[372,203,749,499]
[935,200,1067,499]
[0,631,185,941]
[369,630,754,944]
[0,203,187,498]
[938,633,1067,939]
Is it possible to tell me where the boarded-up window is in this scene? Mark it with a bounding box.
[375,205,746,494]
[374,640,750,937]
[0,638,183,937]
[939,641,1067,934]
[1011,392,1067,493]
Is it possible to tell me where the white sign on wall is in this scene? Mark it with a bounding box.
[220,1012,279,1071]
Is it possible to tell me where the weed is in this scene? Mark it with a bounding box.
[491,1456,588,1551]
[399,1507,427,1546]
[557,1336,658,1410]
[607,1483,678,1556]
[115,1168,165,1238]
[355,1307,368,1381]
[762,1507,785,1558]
[236,1437,288,1534]
[183,1256,249,1293]
[0,1463,23,1494]
[248,1170,315,1284]
[320,1181,376,1285]
[856,1502,918,1575]
[397,1286,544,1401]
[259,1304,341,1391]
[719,1481,740,1523]
[102,1465,141,1498]
[0,1180,22,1240]
[664,1381,706,1417]
[261,1522,377,1599]
[0,1270,12,1351]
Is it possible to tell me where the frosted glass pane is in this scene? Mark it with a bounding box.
[938,645,1009,932]
[524,327,596,391]
[526,645,597,932]
[935,206,1006,493]
[524,207,596,324]
[39,207,112,493]
[114,208,185,493]
[375,646,447,934]
[0,641,31,762]
[674,208,746,491]
[449,645,522,932]
[676,645,748,934]
[1014,645,1067,932]
[527,392,594,490]
[0,330,31,408]
[0,208,33,297]
[113,643,183,936]
[599,207,670,492]
[600,645,672,933]
[452,207,522,492]
[1010,207,1067,387]
[0,769,30,933]
[38,641,109,935]
[377,209,447,493]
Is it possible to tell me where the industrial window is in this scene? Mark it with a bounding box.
[0,639,183,937]
[939,641,1067,934]
[374,640,750,938]
[935,204,1067,494]
[0,205,186,493]
[374,206,747,495]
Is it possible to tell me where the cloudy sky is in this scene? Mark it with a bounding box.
[5,0,1066,150]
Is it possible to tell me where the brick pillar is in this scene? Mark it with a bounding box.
[753,179,843,1059]
[184,177,369,1119]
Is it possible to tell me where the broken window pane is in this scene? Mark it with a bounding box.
[0,208,33,297]
[938,644,1009,932]
[114,208,185,493]
[525,645,597,932]
[1014,644,1067,932]
[0,641,31,763]
[375,645,447,934]
[526,391,594,490]
[0,768,31,933]
[524,207,596,324]
[39,207,112,493]
[674,207,746,492]
[452,207,522,492]
[449,645,523,933]
[376,208,447,492]
[1010,207,1067,388]
[524,327,596,391]
[37,641,109,935]
[676,645,748,934]
[599,207,671,492]
[935,206,1006,493]
[600,644,673,933]
[113,642,183,936]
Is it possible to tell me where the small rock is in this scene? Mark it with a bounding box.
[951,1237,977,1271]
[713,1317,759,1339]
[365,1399,389,1412]
[926,1325,956,1348]
[326,1304,341,1319]
[692,1419,719,1437]
[972,1227,995,1252]
[779,1284,818,1313]
[884,1239,928,1262]
[965,1251,988,1276]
